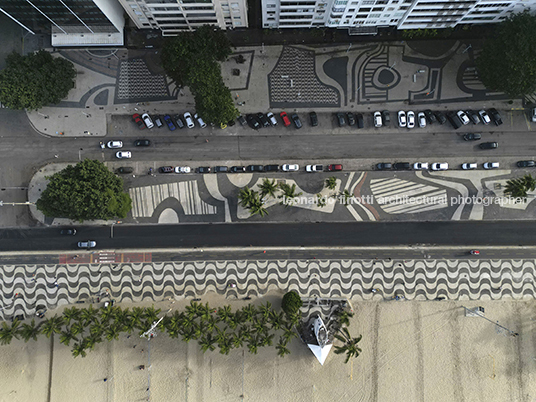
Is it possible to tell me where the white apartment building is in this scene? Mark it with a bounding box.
[262,0,536,30]
[120,0,248,35]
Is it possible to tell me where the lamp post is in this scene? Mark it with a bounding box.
[141,317,164,402]
[0,201,34,207]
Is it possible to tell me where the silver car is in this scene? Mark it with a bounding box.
[407,111,415,128]
[374,111,382,128]
[462,163,477,170]
[78,240,96,249]
[183,112,195,128]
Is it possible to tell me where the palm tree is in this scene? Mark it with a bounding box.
[258,302,272,320]
[105,323,122,341]
[198,302,212,322]
[62,307,82,326]
[316,193,327,208]
[334,327,363,364]
[336,310,354,327]
[325,177,337,190]
[278,183,302,207]
[85,333,103,350]
[259,333,274,347]
[249,199,269,217]
[217,305,233,324]
[129,307,145,331]
[70,321,85,337]
[230,332,246,348]
[80,305,98,327]
[260,179,278,199]
[144,306,161,323]
[185,301,203,319]
[59,329,78,346]
[282,324,297,343]
[276,338,291,358]
[241,304,257,322]
[247,335,260,354]
[89,319,106,338]
[20,319,40,342]
[205,315,220,333]
[199,333,217,353]
[228,310,245,330]
[71,341,87,358]
[238,186,256,208]
[339,189,354,206]
[99,304,119,323]
[269,311,284,331]
[504,174,536,199]
[40,315,64,338]
[0,320,21,345]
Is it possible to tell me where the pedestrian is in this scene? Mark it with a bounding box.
[103,378,108,382]
[205,139,209,143]
[133,345,137,349]
[54,281,58,287]
[54,154,58,158]
[371,288,379,293]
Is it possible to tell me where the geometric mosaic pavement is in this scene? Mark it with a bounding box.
[116,58,171,103]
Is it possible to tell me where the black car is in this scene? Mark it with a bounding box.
[60,228,77,235]
[393,162,411,170]
[246,165,264,172]
[291,113,302,129]
[214,166,228,173]
[434,111,447,125]
[237,115,247,126]
[154,116,163,128]
[134,139,151,147]
[488,108,503,126]
[159,166,174,173]
[446,112,462,129]
[346,112,356,126]
[382,111,390,126]
[517,160,536,168]
[173,115,185,129]
[424,109,437,124]
[116,167,134,174]
[246,114,261,130]
[463,133,482,141]
[480,142,498,150]
[264,165,279,172]
[467,110,480,124]
[336,112,345,127]
[309,111,318,127]
[227,119,236,127]
[230,166,246,173]
[376,163,392,170]
[257,113,271,128]
[356,113,364,128]
[196,166,212,173]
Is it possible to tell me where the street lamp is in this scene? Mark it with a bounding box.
[141,317,164,401]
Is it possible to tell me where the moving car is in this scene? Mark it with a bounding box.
[327,164,343,171]
[230,166,246,173]
[142,113,154,129]
[159,166,174,173]
[462,163,477,170]
[374,111,382,128]
[280,112,291,127]
[183,112,195,128]
[78,240,96,249]
[336,112,346,127]
[463,133,482,141]
[478,110,491,125]
[257,112,270,128]
[398,111,407,128]
[407,111,415,128]
[196,167,211,173]
[214,166,229,173]
[431,162,449,171]
[417,112,426,128]
[424,109,437,124]
[194,113,207,128]
[434,111,447,125]
[480,142,498,150]
[393,162,411,170]
[154,116,163,128]
[173,115,185,129]
[60,228,77,235]
[266,112,278,126]
[483,162,499,169]
[309,112,318,127]
[291,113,302,129]
[132,113,145,129]
[134,139,150,147]
[413,162,429,170]
[116,167,134,174]
[306,164,323,172]
[346,112,356,126]
[457,111,470,125]
[467,110,480,124]
[376,162,392,170]
[488,108,503,125]
[246,114,261,130]
[517,160,536,168]
[264,165,279,172]
[174,166,191,173]
[356,113,364,128]
[281,164,299,172]
[382,111,390,126]
[237,115,247,126]
[107,141,123,149]
[115,151,131,159]
[246,165,264,172]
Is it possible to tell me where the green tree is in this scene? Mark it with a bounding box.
[0,320,21,345]
[59,330,78,346]
[238,186,256,208]
[476,11,536,97]
[339,189,353,206]
[325,177,337,190]
[20,319,40,342]
[62,307,82,326]
[41,315,64,338]
[334,327,362,364]
[504,174,536,199]
[0,50,76,110]
[281,291,303,318]
[259,179,278,199]
[36,159,132,222]
[278,183,303,207]
[276,337,291,357]
[71,341,87,358]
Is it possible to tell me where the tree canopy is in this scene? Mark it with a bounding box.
[0,50,76,110]
[476,11,536,97]
[36,159,132,222]
[161,25,238,125]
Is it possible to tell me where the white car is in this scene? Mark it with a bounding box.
[462,163,477,170]
[374,111,382,128]
[418,112,426,128]
[483,162,499,169]
[115,151,131,159]
[175,166,191,173]
[431,162,448,171]
[107,141,123,149]
[183,112,195,128]
[266,112,278,126]
[398,111,407,128]
[306,164,323,172]
[532,108,536,123]
[457,111,470,125]
[281,164,299,172]
[78,240,96,249]
[141,113,154,129]
[194,113,207,128]
[478,110,491,125]
[407,111,415,128]
[413,162,429,170]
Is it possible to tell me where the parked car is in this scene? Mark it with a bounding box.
[237,115,247,126]
[115,151,131,159]
[306,164,323,172]
[457,111,470,125]
[280,112,291,127]
[483,162,499,169]
[281,164,299,172]
[246,165,264,172]
[532,108,536,123]
[382,111,390,126]
[407,111,415,128]
[230,166,246,173]
[376,163,392,170]
[291,113,302,129]
[478,110,491,125]
[173,115,185,129]
[467,110,480,124]
[393,162,411,170]
[336,112,346,127]
[132,113,145,129]
[266,112,278,126]
[246,114,261,130]
[434,111,447,125]
[107,141,123,149]
[356,113,364,128]
[194,113,207,128]
[60,228,77,235]
[78,240,96,249]
[196,166,212,173]
[488,108,502,125]
[162,115,176,131]
[257,112,270,128]
[417,112,426,128]
[346,112,356,126]
[309,112,318,126]
[431,162,449,171]
[175,166,191,173]
[141,113,154,129]
[116,167,134,174]
[517,160,536,167]
[480,142,498,150]
[463,133,482,141]
[424,109,437,124]
[413,162,429,170]
[214,166,229,173]
[183,112,195,128]
[264,165,279,172]
[446,112,462,130]
[159,166,174,173]
[154,116,163,128]
[327,164,343,171]
[374,111,382,128]
[462,163,477,170]
[134,139,150,147]
[398,111,407,128]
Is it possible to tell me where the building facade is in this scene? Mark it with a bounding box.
[0,0,125,46]
[119,0,248,35]
[261,0,536,30]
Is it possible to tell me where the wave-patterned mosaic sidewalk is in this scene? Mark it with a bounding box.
[1,259,535,320]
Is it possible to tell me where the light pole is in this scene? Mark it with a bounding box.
[462,44,472,54]
[0,201,34,207]
[141,317,163,402]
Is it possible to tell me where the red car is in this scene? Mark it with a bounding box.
[328,164,343,171]
[280,112,291,127]
[132,113,145,129]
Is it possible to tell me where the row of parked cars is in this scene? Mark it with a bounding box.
[132,112,208,131]
[158,164,343,174]
[242,112,318,130]
[376,161,500,171]
[395,109,502,129]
